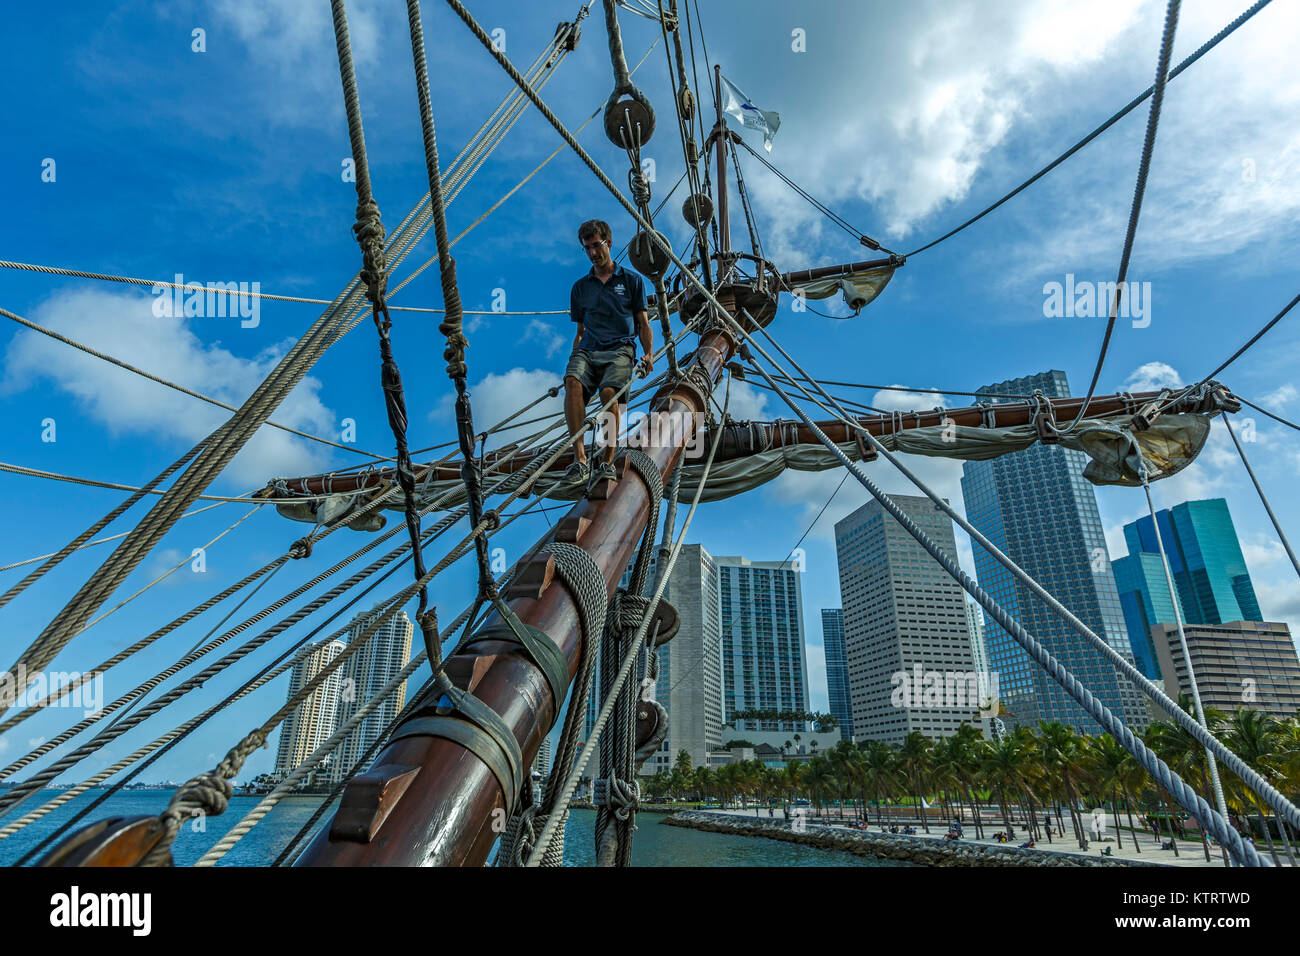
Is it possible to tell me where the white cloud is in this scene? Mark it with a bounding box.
[1260,384,1298,408]
[210,0,387,120]
[1242,538,1286,572]
[522,319,567,360]
[432,367,565,453]
[870,386,948,413]
[2,289,339,488]
[720,379,770,422]
[1254,577,1300,636]
[27,736,46,748]
[1123,361,1182,393]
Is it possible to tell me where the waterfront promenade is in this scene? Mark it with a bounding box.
[698,807,1258,867]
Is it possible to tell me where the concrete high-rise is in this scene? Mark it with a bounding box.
[329,606,414,784]
[1113,498,1262,680]
[1153,621,1300,717]
[960,370,1147,734]
[821,609,853,740]
[834,495,983,744]
[274,640,346,776]
[612,544,723,775]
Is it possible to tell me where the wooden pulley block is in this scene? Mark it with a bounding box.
[604,93,656,148]
[634,698,668,758]
[681,192,713,228]
[627,228,671,278]
[37,815,170,867]
[648,598,679,646]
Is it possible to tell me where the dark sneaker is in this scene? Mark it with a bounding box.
[561,460,590,487]
[592,460,617,484]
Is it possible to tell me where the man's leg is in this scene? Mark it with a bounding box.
[598,386,618,464]
[564,376,588,464]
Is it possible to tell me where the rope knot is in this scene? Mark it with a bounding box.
[289,536,314,560]
[628,169,652,207]
[482,509,502,532]
[352,198,389,304]
[592,776,640,820]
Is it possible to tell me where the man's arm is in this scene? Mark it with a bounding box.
[635,309,653,375]
[570,283,584,354]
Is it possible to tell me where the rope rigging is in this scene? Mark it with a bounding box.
[1059,0,1181,436]
[11,0,1292,873]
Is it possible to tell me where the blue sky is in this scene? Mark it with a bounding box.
[2,0,1298,799]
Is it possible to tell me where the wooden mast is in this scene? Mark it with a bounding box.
[290,68,743,868]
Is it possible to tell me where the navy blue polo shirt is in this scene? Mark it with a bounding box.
[570,263,646,351]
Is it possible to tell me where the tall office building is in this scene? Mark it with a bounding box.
[330,606,414,784]
[821,609,853,740]
[716,554,809,735]
[966,600,990,680]
[960,370,1147,734]
[274,640,347,776]
[835,495,983,744]
[591,545,723,775]
[1153,621,1300,717]
[1112,550,1185,680]
[616,545,809,773]
[1113,498,1262,680]
[533,735,552,779]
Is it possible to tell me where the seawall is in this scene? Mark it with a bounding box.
[661,811,1163,866]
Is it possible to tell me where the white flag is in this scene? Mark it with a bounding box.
[720,74,780,152]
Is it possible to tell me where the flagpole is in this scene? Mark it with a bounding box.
[713,64,731,255]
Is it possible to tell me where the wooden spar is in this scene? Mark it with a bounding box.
[713,64,730,255]
[290,317,741,866]
[778,256,899,286]
[261,387,1235,499]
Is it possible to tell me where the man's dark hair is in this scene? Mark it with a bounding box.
[578,219,611,244]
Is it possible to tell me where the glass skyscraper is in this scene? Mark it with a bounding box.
[821,609,853,740]
[960,370,1147,734]
[1113,498,1262,681]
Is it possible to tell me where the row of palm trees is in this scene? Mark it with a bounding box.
[641,700,1300,865]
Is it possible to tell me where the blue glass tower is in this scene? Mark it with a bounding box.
[960,370,1147,734]
[1112,552,1183,680]
[1112,498,1262,681]
[821,609,853,740]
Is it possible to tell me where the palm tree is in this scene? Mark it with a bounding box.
[780,760,804,813]
[1145,696,1228,862]
[1037,721,1088,849]
[859,739,900,827]
[980,735,1035,837]
[897,731,933,832]
[1220,707,1293,866]
[1084,734,1134,850]
[803,756,833,815]
[694,765,715,806]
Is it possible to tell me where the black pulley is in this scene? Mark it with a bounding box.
[681,193,713,228]
[603,92,656,147]
[627,229,671,278]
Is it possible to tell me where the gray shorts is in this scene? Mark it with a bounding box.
[565,343,635,401]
